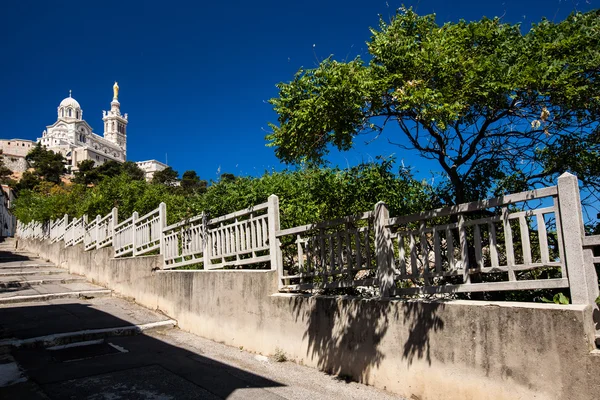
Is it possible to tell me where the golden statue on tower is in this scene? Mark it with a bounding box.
[113,81,119,99]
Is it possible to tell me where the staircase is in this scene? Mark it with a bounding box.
[0,238,176,392]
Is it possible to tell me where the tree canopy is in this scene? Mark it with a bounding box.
[267,8,600,205]
[181,170,207,194]
[25,143,66,184]
[73,160,145,185]
[152,166,179,186]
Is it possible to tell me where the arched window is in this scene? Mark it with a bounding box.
[61,109,64,117]
[76,111,79,119]
[68,109,72,117]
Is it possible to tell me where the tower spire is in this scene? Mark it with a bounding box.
[69,89,72,98]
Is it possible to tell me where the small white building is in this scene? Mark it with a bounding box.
[135,159,168,182]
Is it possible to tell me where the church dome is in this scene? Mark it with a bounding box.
[57,91,83,120]
[59,96,81,109]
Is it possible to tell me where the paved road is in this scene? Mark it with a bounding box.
[0,238,402,399]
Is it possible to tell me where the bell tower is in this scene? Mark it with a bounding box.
[102,82,128,154]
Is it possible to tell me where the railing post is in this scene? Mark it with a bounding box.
[375,201,394,298]
[267,195,283,287]
[557,172,600,305]
[95,215,101,248]
[132,211,139,257]
[110,207,118,245]
[159,202,167,260]
[202,212,210,269]
[62,214,68,241]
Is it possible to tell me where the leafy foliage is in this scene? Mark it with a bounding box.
[180,170,207,194]
[25,143,66,184]
[152,166,179,186]
[12,161,438,231]
[73,160,145,185]
[267,8,600,206]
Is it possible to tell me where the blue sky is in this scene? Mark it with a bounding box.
[1,0,596,182]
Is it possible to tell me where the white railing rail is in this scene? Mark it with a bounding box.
[64,219,75,247]
[276,211,375,291]
[97,208,118,249]
[162,195,280,271]
[84,215,100,251]
[383,186,564,296]
[114,213,136,257]
[163,213,206,269]
[133,203,165,256]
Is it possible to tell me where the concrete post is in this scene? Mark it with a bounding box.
[202,212,210,270]
[95,215,101,248]
[374,201,394,298]
[63,214,68,240]
[557,172,599,305]
[132,211,139,257]
[267,195,283,287]
[158,202,167,264]
[110,207,118,245]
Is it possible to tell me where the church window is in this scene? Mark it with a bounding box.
[61,109,64,117]
[68,109,72,117]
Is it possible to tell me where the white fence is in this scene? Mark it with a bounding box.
[14,173,600,307]
[163,196,279,270]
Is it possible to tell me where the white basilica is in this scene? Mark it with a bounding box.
[38,82,129,170]
[35,83,168,180]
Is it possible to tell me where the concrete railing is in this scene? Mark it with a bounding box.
[15,173,600,306]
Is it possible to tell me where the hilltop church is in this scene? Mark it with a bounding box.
[33,82,167,179]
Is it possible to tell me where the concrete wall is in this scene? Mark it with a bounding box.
[20,238,600,400]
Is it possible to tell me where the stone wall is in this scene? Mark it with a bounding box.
[20,238,600,400]
[1,154,28,173]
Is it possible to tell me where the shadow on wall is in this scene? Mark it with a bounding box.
[290,294,445,382]
[402,300,445,366]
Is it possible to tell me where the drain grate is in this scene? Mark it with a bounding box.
[48,340,126,363]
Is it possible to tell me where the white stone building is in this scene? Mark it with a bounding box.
[38,83,128,171]
[135,159,168,181]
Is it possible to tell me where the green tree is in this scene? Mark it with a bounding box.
[73,160,99,185]
[95,160,123,179]
[15,171,41,192]
[152,166,179,186]
[25,143,66,184]
[267,9,600,205]
[180,170,207,194]
[121,161,145,181]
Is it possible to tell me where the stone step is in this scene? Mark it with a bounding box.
[0,270,64,277]
[0,320,177,350]
[0,277,86,289]
[0,289,112,305]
